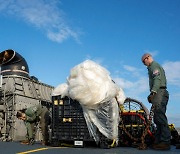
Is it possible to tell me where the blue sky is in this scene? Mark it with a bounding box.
[0,0,180,126]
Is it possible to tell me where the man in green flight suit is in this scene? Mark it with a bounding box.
[16,104,50,145]
[142,53,171,150]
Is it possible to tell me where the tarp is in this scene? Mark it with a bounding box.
[53,60,126,142]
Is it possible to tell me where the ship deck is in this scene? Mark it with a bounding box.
[1,141,179,154]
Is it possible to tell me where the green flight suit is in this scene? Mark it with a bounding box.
[24,105,50,143]
[147,61,171,143]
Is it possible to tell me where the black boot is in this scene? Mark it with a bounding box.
[176,144,180,149]
[152,142,170,150]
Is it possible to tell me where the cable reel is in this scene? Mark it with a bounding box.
[119,98,155,149]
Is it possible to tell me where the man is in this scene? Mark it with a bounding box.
[16,104,50,145]
[141,53,171,150]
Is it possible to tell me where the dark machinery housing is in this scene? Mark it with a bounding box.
[0,49,29,77]
[0,49,54,141]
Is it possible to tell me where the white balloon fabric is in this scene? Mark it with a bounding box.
[67,60,119,109]
[65,60,126,142]
[83,98,120,142]
[116,87,126,105]
[54,60,126,142]
[51,83,68,98]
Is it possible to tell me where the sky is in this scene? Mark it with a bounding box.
[0,0,180,126]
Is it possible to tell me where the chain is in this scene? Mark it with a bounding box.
[119,105,155,150]
[138,105,154,150]
[119,111,139,142]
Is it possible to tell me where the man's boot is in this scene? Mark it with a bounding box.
[176,144,180,149]
[21,140,30,145]
[42,140,47,146]
[152,142,170,150]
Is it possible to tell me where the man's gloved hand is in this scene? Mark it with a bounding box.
[147,92,156,103]
[29,138,35,145]
[119,104,125,112]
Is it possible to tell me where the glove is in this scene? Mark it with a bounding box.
[119,104,125,112]
[29,138,35,145]
[147,92,156,103]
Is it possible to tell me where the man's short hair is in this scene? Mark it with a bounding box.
[16,111,23,118]
[16,109,26,118]
[141,53,152,62]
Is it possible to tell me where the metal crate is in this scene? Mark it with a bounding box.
[51,96,94,147]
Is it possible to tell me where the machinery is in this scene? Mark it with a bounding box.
[169,124,180,146]
[119,98,155,148]
[0,49,54,141]
[118,98,180,148]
